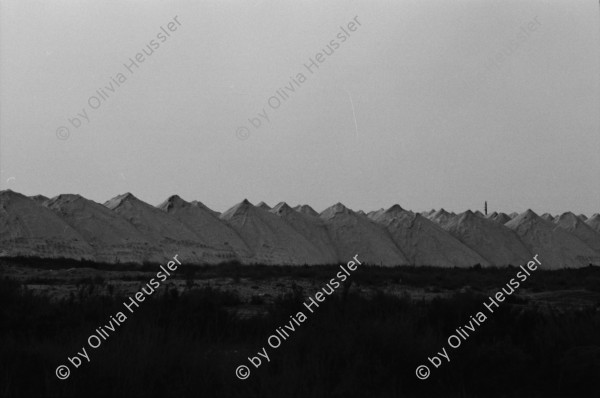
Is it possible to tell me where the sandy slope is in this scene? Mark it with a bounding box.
[553,212,600,253]
[104,193,209,264]
[270,202,338,264]
[371,205,490,267]
[45,194,157,264]
[506,210,600,269]
[320,203,409,266]
[221,199,327,265]
[30,195,49,203]
[158,195,253,263]
[442,210,532,266]
[191,200,221,217]
[486,212,512,225]
[2,189,598,268]
[428,209,455,225]
[420,209,436,217]
[293,204,319,217]
[586,214,600,232]
[0,190,94,260]
[257,202,271,211]
[541,213,556,222]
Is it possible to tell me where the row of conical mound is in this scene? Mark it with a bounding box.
[1,190,599,268]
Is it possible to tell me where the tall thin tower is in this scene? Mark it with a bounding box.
[484,201,488,215]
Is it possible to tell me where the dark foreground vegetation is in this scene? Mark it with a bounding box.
[5,256,600,293]
[1,269,600,398]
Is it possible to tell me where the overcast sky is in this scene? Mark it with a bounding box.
[1,0,598,215]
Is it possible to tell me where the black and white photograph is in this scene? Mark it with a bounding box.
[1,0,599,397]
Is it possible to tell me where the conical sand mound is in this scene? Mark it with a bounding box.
[105,193,207,263]
[367,208,388,221]
[428,209,455,226]
[553,212,600,253]
[30,195,49,204]
[158,195,252,263]
[541,213,555,222]
[293,204,319,217]
[320,203,409,266]
[442,210,532,266]
[221,199,327,265]
[270,202,338,264]
[191,200,220,217]
[486,212,511,225]
[372,205,489,267]
[420,209,436,217]
[586,214,600,233]
[3,189,598,268]
[505,210,600,269]
[45,194,156,263]
[0,190,94,260]
[256,201,271,210]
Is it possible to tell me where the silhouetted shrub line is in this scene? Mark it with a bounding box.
[2,273,599,397]
[4,257,600,294]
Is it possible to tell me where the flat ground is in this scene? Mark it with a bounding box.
[2,258,600,311]
[2,257,600,397]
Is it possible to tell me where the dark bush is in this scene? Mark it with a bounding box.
[1,267,600,397]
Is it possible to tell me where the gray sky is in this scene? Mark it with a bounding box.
[1,0,598,215]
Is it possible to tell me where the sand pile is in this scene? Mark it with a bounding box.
[45,194,155,264]
[442,210,532,266]
[486,212,512,224]
[553,212,600,253]
[221,199,327,265]
[270,202,338,264]
[320,203,409,266]
[2,189,598,268]
[158,195,253,263]
[428,209,455,225]
[586,214,600,232]
[104,193,208,263]
[371,205,489,267]
[505,210,600,269]
[0,190,94,260]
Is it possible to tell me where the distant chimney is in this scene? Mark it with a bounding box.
[484,201,488,215]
